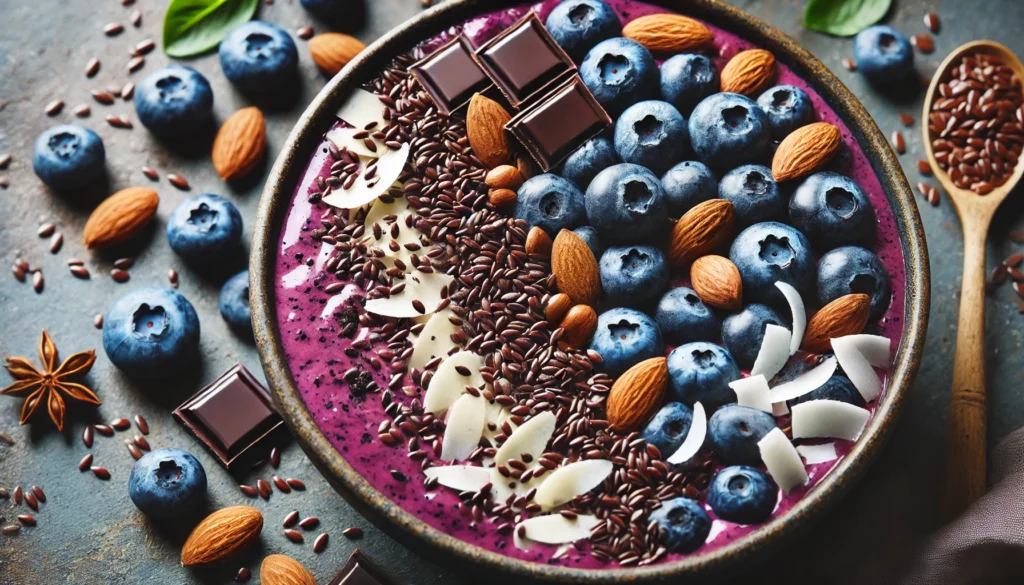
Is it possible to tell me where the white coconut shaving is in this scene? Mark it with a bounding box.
[750,324,792,381]
[775,281,806,355]
[729,375,772,413]
[667,402,706,464]
[791,399,870,441]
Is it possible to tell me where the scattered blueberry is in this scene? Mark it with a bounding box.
[717,164,784,226]
[585,163,668,244]
[134,66,214,139]
[641,402,694,457]
[788,374,864,408]
[721,303,788,370]
[32,124,105,189]
[816,245,892,320]
[853,25,914,85]
[688,92,770,172]
[219,21,299,97]
[648,497,711,553]
[660,53,719,115]
[515,174,587,236]
[219,271,252,334]
[103,287,201,378]
[128,448,207,519]
[573,225,603,258]
[756,85,815,138]
[667,342,740,408]
[300,0,347,23]
[729,221,816,305]
[655,287,720,345]
[707,465,778,524]
[562,136,620,191]
[166,193,243,264]
[707,404,778,465]
[613,100,690,175]
[580,37,658,118]
[599,245,669,308]
[660,160,717,216]
[545,0,621,63]
[789,172,875,250]
[589,307,663,376]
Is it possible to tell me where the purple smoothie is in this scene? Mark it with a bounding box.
[272,0,907,569]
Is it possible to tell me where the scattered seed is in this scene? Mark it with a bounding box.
[135,414,149,435]
[13,486,23,505]
[24,492,38,510]
[3,525,20,536]
[90,466,110,480]
[899,113,914,126]
[17,515,36,527]
[924,12,940,33]
[283,529,304,543]
[0,431,14,445]
[93,314,103,329]
[283,510,299,528]
[113,257,134,270]
[239,484,258,497]
[127,442,142,460]
[71,265,90,279]
[30,486,45,503]
[167,173,190,190]
[105,115,133,129]
[257,479,272,499]
[73,104,91,117]
[82,425,94,447]
[48,232,63,254]
[270,447,281,467]
[342,526,363,539]
[272,476,291,493]
[236,568,251,582]
[299,517,320,530]
[285,478,306,490]
[141,166,158,181]
[92,90,115,105]
[0,153,10,169]
[78,453,94,471]
[45,100,64,116]
[135,39,155,55]
[32,271,43,293]
[85,57,101,77]
[103,22,123,35]
[130,10,141,26]
[121,82,135,100]
[313,533,329,553]
[127,56,145,73]
[840,57,857,71]
[1005,253,1024,268]
[297,26,314,40]
[111,268,130,283]
[111,418,130,431]
[94,424,114,437]
[37,223,55,237]
[891,130,906,154]
[0,487,8,498]
[911,33,934,53]
[916,160,932,175]
[134,435,151,451]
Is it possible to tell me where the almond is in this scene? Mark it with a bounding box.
[720,49,776,96]
[545,292,573,324]
[309,33,366,76]
[467,93,512,168]
[212,107,265,181]
[83,187,159,249]
[772,122,842,182]
[517,151,539,181]
[181,506,263,568]
[668,199,735,269]
[622,14,714,53]
[802,294,871,353]
[607,357,668,432]
[558,304,597,349]
[260,554,316,585]
[526,226,553,258]
[551,229,601,306]
[488,188,518,213]
[485,165,524,191]
[690,255,743,310]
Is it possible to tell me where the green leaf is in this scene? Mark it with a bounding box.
[803,0,892,37]
[162,0,259,58]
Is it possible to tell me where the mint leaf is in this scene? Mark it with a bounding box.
[162,0,259,58]
[804,0,892,37]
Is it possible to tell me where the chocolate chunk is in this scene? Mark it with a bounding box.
[327,550,396,585]
[411,35,491,115]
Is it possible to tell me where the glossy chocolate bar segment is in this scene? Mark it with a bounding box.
[474,12,576,108]
[410,35,491,115]
[327,549,396,585]
[507,75,612,171]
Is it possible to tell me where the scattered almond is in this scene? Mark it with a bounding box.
[259,554,316,585]
[83,187,159,249]
[622,14,713,53]
[551,229,601,306]
[558,304,597,349]
[607,357,668,432]
[668,199,735,269]
[212,107,265,181]
[309,33,366,76]
[180,506,263,568]
[720,49,776,96]
[772,122,842,182]
[488,188,517,213]
[467,94,512,168]
[545,293,573,324]
[526,226,553,258]
[485,165,524,191]
[802,294,871,353]
[690,255,743,310]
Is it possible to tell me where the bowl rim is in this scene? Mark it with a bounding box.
[250,1,930,582]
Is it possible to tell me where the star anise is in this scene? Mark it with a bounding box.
[1,330,100,431]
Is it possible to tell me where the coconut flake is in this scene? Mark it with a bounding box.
[667,402,707,464]
[323,143,410,210]
[408,309,460,371]
[773,401,790,416]
[516,514,600,545]
[758,427,808,492]
[775,281,806,355]
[440,394,486,461]
[361,192,421,272]
[533,460,613,511]
[796,442,838,464]
[423,465,491,492]
[768,357,838,403]
[422,351,485,414]
[791,399,870,441]
[750,324,792,381]
[831,336,883,402]
[730,375,772,413]
[327,126,383,158]
[363,269,453,319]
[494,411,556,466]
[838,334,892,366]
[335,88,387,129]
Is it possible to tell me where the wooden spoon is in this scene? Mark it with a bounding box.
[922,40,1024,521]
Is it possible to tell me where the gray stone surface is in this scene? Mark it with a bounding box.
[0,0,1022,583]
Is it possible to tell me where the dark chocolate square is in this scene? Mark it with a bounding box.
[173,363,282,469]
[411,35,492,115]
[327,549,397,585]
[474,12,576,108]
[506,75,612,171]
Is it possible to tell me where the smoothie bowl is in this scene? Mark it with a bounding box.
[251,0,929,581]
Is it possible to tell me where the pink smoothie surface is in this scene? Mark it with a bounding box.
[271,0,907,569]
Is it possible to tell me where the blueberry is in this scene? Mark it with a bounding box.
[599,245,669,308]
[707,404,778,465]
[718,164,783,226]
[655,287,720,345]
[721,304,787,370]
[219,271,252,334]
[515,174,586,236]
[166,193,243,264]
[816,245,891,320]
[300,0,347,23]
[788,375,863,408]
[853,25,914,85]
[573,226,603,258]
[589,308,663,376]
[128,448,207,519]
[660,160,717,216]
[729,222,815,305]
[688,93,770,172]
[613,100,690,176]
[648,497,711,553]
[667,342,740,408]
[585,163,668,244]
[562,136,620,191]
[219,21,298,97]
[135,66,214,139]
[789,172,875,250]
[660,53,719,115]
[545,0,621,63]
[756,85,815,139]
[32,124,105,190]
[103,287,201,378]
[707,465,778,524]
[580,37,658,118]
[641,402,693,456]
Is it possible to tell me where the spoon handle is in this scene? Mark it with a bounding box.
[941,213,991,521]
